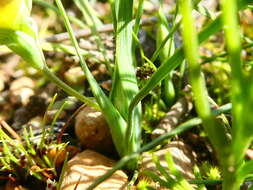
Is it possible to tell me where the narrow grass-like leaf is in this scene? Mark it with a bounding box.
[23,128,36,155]
[111,0,142,162]
[237,160,253,181]
[128,17,223,134]
[74,0,112,73]
[164,152,194,190]
[165,152,182,181]
[132,0,144,66]
[74,0,102,27]
[157,1,176,107]
[49,101,67,133]
[110,0,141,121]
[1,136,19,164]
[57,152,69,190]
[221,0,253,189]
[43,67,99,109]
[180,0,229,166]
[40,93,58,149]
[152,154,171,182]
[143,169,171,188]
[55,0,128,157]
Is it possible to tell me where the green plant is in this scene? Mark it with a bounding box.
[0,0,141,170]
[87,0,253,189]
[3,0,253,189]
[0,0,98,109]
[0,96,68,187]
[142,152,194,190]
[88,103,231,189]
[179,0,253,189]
[156,0,176,107]
[220,0,253,189]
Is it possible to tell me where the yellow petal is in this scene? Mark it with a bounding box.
[0,0,25,29]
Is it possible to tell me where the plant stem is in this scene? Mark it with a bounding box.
[180,0,229,168]
[221,0,245,189]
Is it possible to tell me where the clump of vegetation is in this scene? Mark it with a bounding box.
[0,94,71,189]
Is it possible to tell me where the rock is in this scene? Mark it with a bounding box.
[64,67,85,85]
[200,0,218,11]
[246,149,253,159]
[17,116,43,137]
[0,55,19,92]
[9,77,35,91]
[194,0,218,28]
[0,77,4,92]
[10,87,34,105]
[141,141,196,181]
[152,96,193,138]
[28,116,43,129]
[61,150,128,190]
[0,91,13,121]
[4,180,26,190]
[9,77,35,105]
[12,95,48,129]
[75,106,114,154]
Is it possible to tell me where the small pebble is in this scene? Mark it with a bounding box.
[64,66,86,85]
[9,77,35,105]
[140,141,196,181]
[61,150,128,190]
[75,106,114,154]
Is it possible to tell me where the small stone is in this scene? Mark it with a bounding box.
[152,96,193,139]
[75,106,114,154]
[4,180,26,190]
[0,78,4,92]
[12,95,48,129]
[98,64,107,74]
[9,77,35,105]
[246,149,253,159]
[10,88,34,105]
[27,116,43,129]
[61,150,128,190]
[141,141,196,180]
[64,67,85,85]
[10,77,34,90]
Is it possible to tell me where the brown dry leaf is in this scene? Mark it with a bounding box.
[61,150,128,190]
